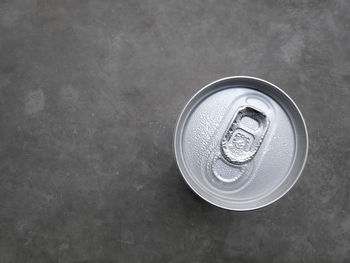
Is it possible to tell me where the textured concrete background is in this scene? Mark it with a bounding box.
[0,0,349,262]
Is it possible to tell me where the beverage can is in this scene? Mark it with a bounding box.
[174,76,308,210]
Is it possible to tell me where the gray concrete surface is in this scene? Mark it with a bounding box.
[0,0,349,262]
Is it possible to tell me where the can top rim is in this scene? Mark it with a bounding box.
[174,76,309,211]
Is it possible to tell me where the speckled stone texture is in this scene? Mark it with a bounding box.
[0,0,349,262]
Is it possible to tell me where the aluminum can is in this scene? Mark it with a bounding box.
[174,76,308,210]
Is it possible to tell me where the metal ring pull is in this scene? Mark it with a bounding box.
[221,106,270,165]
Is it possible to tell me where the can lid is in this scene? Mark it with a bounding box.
[174,76,308,211]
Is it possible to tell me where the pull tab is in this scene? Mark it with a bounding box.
[221,106,269,165]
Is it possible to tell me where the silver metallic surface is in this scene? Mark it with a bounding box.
[174,76,308,211]
[221,106,269,165]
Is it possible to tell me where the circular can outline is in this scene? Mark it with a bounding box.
[173,76,309,211]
